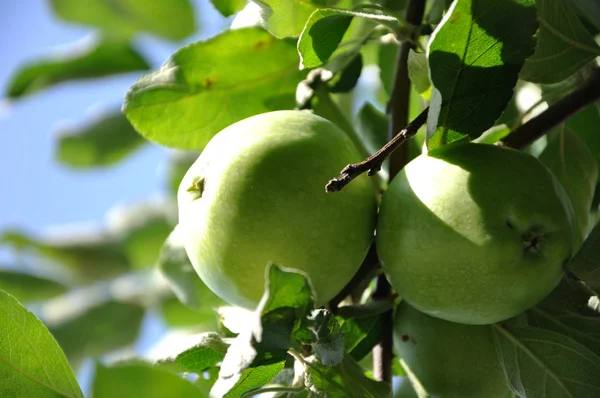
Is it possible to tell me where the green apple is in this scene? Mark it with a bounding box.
[393,302,508,398]
[377,143,575,325]
[177,111,378,309]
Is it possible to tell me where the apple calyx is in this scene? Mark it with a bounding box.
[187,176,205,200]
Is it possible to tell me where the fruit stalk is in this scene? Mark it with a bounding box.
[501,67,600,149]
[372,0,426,384]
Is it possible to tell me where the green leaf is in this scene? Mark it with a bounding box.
[123,27,305,151]
[328,53,363,93]
[356,102,388,155]
[0,289,83,398]
[539,128,598,248]
[303,356,391,398]
[158,226,225,311]
[525,278,600,356]
[48,0,196,40]
[492,325,600,397]
[157,332,228,373]
[211,265,314,396]
[55,112,145,169]
[211,0,248,16]
[426,0,538,149]
[569,223,600,293]
[340,315,382,362]
[407,50,431,99]
[252,0,341,38]
[566,103,600,177]
[298,8,398,69]
[159,297,218,328]
[378,43,398,95]
[109,202,175,269]
[1,230,130,282]
[520,0,600,84]
[296,309,344,366]
[93,362,201,398]
[6,36,149,99]
[50,301,144,367]
[570,0,600,31]
[217,361,286,398]
[0,270,67,303]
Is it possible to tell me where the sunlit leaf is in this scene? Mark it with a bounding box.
[123,27,305,151]
[0,289,83,398]
[426,0,538,148]
[6,36,149,99]
[520,0,600,83]
[157,332,228,373]
[210,0,247,17]
[93,362,201,398]
[49,0,196,40]
[55,112,146,169]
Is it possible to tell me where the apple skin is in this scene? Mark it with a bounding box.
[393,302,509,398]
[377,143,575,325]
[177,111,378,309]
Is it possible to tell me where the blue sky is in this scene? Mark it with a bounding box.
[0,0,227,259]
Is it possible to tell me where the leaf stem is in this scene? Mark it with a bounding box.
[501,67,600,149]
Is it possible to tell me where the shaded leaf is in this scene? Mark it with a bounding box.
[540,128,598,246]
[569,222,600,293]
[378,43,398,95]
[339,315,381,361]
[123,27,305,151]
[426,0,538,148]
[329,53,363,93]
[0,289,83,398]
[1,229,130,282]
[211,0,248,17]
[570,0,600,31]
[298,8,398,69]
[566,103,600,177]
[157,332,228,373]
[303,355,391,398]
[55,112,145,169]
[158,225,225,311]
[493,325,600,397]
[50,301,144,367]
[6,36,149,99]
[49,0,196,40]
[93,362,200,398]
[520,0,600,84]
[0,270,67,303]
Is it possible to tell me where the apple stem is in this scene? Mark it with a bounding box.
[325,107,428,193]
[501,67,600,149]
